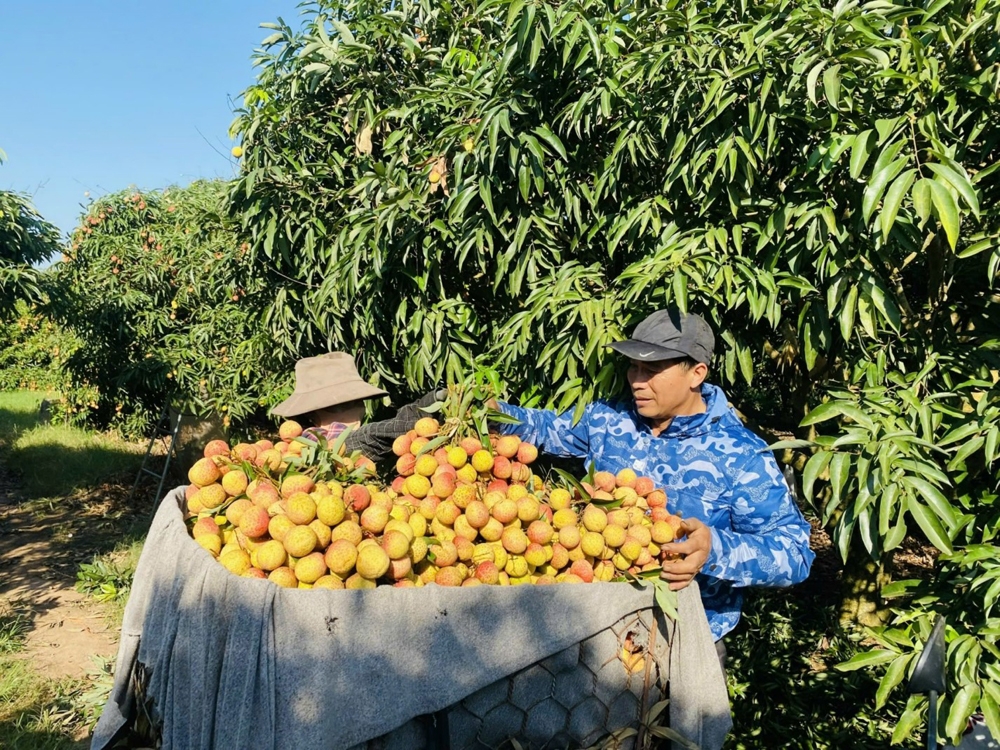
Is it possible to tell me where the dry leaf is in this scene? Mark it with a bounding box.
[356,124,373,156]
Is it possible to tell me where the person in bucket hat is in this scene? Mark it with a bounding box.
[490,309,814,675]
[272,352,442,463]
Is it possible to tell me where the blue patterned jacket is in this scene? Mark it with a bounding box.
[496,384,815,640]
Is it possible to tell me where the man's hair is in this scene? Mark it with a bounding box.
[677,357,700,370]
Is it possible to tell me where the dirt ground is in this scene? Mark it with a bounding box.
[0,466,149,680]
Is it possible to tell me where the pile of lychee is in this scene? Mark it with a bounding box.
[184,417,684,589]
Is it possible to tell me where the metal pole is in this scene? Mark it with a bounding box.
[928,690,937,750]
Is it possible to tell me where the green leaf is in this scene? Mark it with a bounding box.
[835,649,897,671]
[982,691,1000,745]
[863,156,907,224]
[840,284,858,342]
[653,579,679,620]
[802,450,832,501]
[945,684,981,744]
[928,178,960,249]
[736,343,753,385]
[879,168,916,240]
[822,64,842,109]
[925,162,980,217]
[801,401,875,431]
[912,178,934,226]
[875,654,911,709]
[829,451,851,507]
[901,476,956,528]
[767,439,817,450]
[532,125,567,160]
[331,20,355,44]
[416,434,451,456]
[806,61,827,105]
[906,495,954,554]
[849,130,874,179]
[891,697,924,745]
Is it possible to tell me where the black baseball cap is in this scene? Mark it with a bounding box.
[609,309,715,365]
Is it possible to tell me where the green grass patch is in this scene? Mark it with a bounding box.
[0,391,144,498]
[0,601,92,750]
[77,538,145,626]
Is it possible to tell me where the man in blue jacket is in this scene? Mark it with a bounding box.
[493,309,814,656]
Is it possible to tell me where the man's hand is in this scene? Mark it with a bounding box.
[659,517,713,591]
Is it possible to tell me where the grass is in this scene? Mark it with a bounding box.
[0,601,92,750]
[76,537,146,626]
[0,391,150,748]
[0,391,145,498]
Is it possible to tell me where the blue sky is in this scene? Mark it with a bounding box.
[0,1,305,244]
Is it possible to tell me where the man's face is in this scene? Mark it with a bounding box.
[627,358,708,421]
[312,400,366,428]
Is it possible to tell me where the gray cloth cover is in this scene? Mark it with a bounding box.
[92,487,731,750]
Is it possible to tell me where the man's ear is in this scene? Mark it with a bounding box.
[691,362,709,388]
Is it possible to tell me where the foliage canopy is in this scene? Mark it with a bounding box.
[230,0,1000,742]
[48,181,282,437]
[0,150,61,317]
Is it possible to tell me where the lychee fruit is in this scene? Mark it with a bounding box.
[295,552,328,584]
[324,539,358,577]
[464,500,490,529]
[203,439,230,458]
[286,492,317,525]
[278,420,303,442]
[283,525,319,557]
[471,450,494,473]
[392,434,413,456]
[361,505,390,534]
[356,545,390,580]
[414,417,440,437]
[396,453,417,477]
[344,484,371,511]
[268,567,298,588]
[268,514,295,542]
[256,540,287,571]
[615,468,637,488]
[495,435,521,459]
[446,446,467,468]
[222,469,249,497]
[188,457,221,487]
[239,506,270,538]
[516,442,538,465]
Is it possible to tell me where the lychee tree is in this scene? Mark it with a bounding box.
[230,0,1000,742]
[0,148,61,318]
[48,180,284,436]
[0,296,79,393]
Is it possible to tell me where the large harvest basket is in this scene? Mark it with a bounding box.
[353,608,669,750]
[92,488,729,750]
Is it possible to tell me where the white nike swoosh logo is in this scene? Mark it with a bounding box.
[638,350,657,357]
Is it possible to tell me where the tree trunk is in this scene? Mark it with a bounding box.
[838,542,894,627]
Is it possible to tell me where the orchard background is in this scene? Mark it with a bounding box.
[1,0,998,746]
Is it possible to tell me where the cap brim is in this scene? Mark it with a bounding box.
[270,382,388,417]
[608,340,690,362]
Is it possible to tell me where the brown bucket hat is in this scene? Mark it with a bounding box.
[270,353,388,418]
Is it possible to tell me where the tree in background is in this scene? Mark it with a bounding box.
[48,180,282,437]
[0,147,61,318]
[230,0,999,742]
